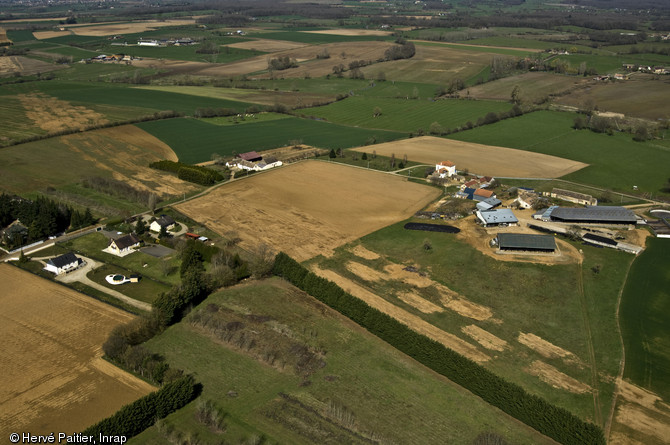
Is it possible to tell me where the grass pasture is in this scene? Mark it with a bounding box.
[131,278,553,444]
[137,116,405,164]
[0,264,155,439]
[176,161,440,261]
[555,75,670,121]
[449,110,670,195]
[88,263,170,304]
[466,72,588,103]
[304,96,513,133]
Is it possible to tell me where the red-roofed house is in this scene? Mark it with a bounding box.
[474,188,495,200]
[435,161,456,178]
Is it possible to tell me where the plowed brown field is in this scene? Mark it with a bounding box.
[353,136,587,178]
[176,161,440,261]
[0,264,155,437]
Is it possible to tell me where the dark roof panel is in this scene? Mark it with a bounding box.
[550,206,636,223]
[48,252,79,268]
[497,233,556,250]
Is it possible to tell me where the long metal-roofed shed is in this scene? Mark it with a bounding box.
[549,206,636,225]
[476,209,518,227]
[496,233,556,252]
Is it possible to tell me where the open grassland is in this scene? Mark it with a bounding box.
[310,220,634,426]
[620,238,670,400]
[135,85,336,108]
[138,116,405,164]
[353,135,588,178]
[414,40,545,57]
[554,53,670,76]
[87,264,170,304]
[176,161,440,261]
[359,44,494,85]
[0,126,200,212]
[466,72,588,103]
[0,55,65,77]
[305,97,513,133]
[0,264,155,438]
[131,278,554,444]
[96,44,263,64]
[5,29,37,42]
[449,110,670,194]
[556,76,670,121]
[197,41,395,79]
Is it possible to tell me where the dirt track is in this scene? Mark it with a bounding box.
[0,264,154,437]
[176,161,440,261]
[354,136,587,178]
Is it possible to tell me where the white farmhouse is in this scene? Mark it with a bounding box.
[44,252,80,275]
[435,161,456,178]
[150,215,176,233]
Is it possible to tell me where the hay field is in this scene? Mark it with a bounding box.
[353,136,588,178]
[33,30,72,40]
[176,161,440,261]
[0,27,10,44]
[69,19,197,36]
[225,38,310,52]
[555,75,670,121]
[466,72,588,103]
[304,29,392,36]
[0,125,200,198]
[0,264,155,437]
[196,41,394,78]
[360,44,493,85]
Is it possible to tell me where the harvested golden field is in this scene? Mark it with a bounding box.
[466,72,587,103]
[18,92,109,133]
[176,161,440,261]
[69,19,197,36]
[0,27,10,44]
[0,264,155,437]
[555,75,670,121]
[225,38,310,52]
[0,56,65,77]
[196,41,394,79]
[33,30,72,39]
[0,125,199,199]
[353,136,588,178]
[304,29,392,36]
[609,379,670,445]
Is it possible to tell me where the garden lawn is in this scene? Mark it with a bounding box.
[87,263,170,304]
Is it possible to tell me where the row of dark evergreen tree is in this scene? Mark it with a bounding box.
[149,160,225,186]
[272,252,606,445]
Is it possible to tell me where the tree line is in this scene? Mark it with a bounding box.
[149,160,225,186]
[272,252,606,445]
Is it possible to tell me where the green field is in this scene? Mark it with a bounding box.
[448,110,670,195]
[137,116,405,164]
[87,263,170,304]
[620,237,670,400]
[305,96,513,133]
[310,220,632,423]
[130,278,553,444]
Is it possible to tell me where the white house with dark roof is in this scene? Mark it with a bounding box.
[44,252,80,275]
[150,215,176,233]
[104,233,142,257]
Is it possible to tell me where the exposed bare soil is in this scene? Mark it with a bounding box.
[226,38,310,52]
[176,161,439,261]
[354,136,588,178]
[18,93,109,132]
[33,30,72,39]
[518,332,584,367]
[526,360,592,394]
[0,265,155,437]
[462,325,508,351]
[311,265,490,363]
[0,56,66,77]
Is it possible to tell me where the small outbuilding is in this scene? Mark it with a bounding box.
[496,233,556,253]
[44,252,80,275]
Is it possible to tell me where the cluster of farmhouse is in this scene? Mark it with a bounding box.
[225,151,283,172]
[621,63,670,75]
[431,160,646,255]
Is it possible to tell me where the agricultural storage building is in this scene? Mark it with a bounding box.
[476,197,502,211]
[548,206,636,225]
[473,188,495,201]
[237,151,262,162]
[548,188,598,206]
[496,233,556,252]
[44,252,80,275]
[583,233,617,247]
[476,209,518,227]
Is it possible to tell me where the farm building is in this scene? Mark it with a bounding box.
[476,197,502,211]
[105,234,141,257]
[44,252,80,275]
[583,233,617,248]
[473,188,495,201]
[226,152,282,171]
[546,188,597,206]
[544,206,636,225]
[495,233,556,253]
[455,187,476,199]
[435,161,456,178]
[515,190,540,209]
[150,215,176,233]
[476,209,518,227]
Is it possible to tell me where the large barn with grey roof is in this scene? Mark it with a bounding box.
[542,206,636,225]
[496,233,557,252]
